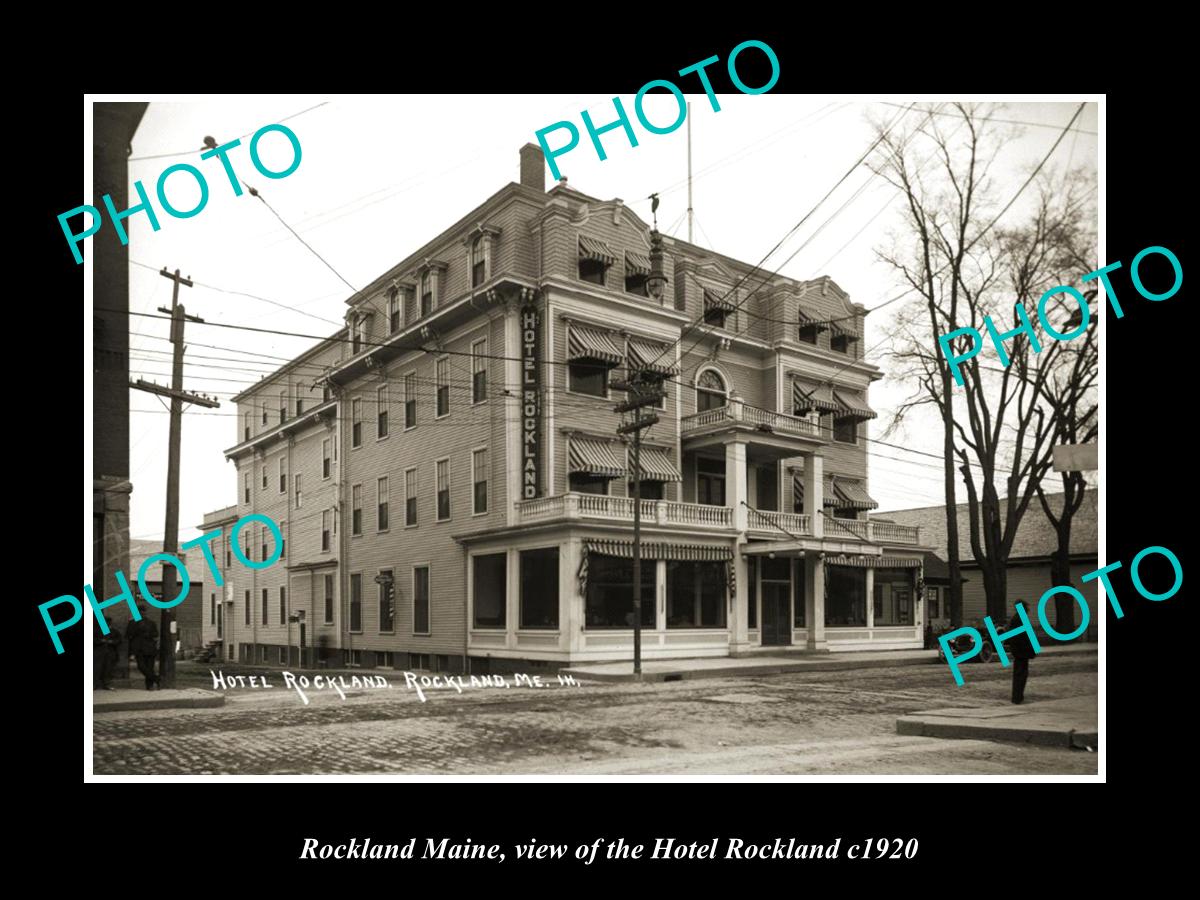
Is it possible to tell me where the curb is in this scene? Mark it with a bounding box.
[564,653,942,684]
[896,716,1098,749]
[93,692,226,713]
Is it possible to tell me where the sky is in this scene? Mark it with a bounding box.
[113,94,1098,546]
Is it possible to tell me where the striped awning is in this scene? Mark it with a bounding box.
[704,289,735,312]
[792,377,839,414]
[823,474,839,507]
[827,319,860,339]
[579,235,617,266]
[832,476,878,511]
[833,390,877,422]
[825,555,921,568]
[569,436,626,478]
[578,541,735,601]
[626,336,679,377]
[568,324,624,366]
[625,249,652,276]
[629,445,682,482]
[796,308,828,331]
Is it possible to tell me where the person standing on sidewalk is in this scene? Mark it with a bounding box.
[1008,601,1037,704]
[95,620,122,690]
[125,605,160,691]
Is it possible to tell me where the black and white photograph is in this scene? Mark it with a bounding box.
[76,87,1114,781]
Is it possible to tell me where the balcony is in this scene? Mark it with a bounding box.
[824,517,921,545]
[516,493,734,529]
[680,402,824,455]
[745,508,813,538]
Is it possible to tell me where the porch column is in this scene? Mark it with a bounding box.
[562,537,582,654]
[865,567,875,629]
[725,438,748,532]
[804,554,826,650]
[805,452,824,538]
[729,547,751,653]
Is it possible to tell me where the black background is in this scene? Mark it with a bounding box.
[23,20,1188,886]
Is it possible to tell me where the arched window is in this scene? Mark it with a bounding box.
[696,369,727,412]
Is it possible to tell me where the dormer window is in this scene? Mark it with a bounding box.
[578,236,617,285]
[471,236,486,287]
[388,289,402,334]
[420,271,433,316]
[625,250,652,297]
[831,334,850,353]
[703,289,734,329]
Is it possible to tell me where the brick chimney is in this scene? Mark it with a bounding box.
[519,143,545,192]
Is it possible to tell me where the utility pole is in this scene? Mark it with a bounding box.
[130,267,219,689]
[686,102,694,244]
[613,376,663,677]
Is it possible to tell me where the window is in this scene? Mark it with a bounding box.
[351,484,362,535]
[210,593,216,626]
[262,403,267,425]
[261,525,268,563]
[472,448,488,514]
[244,590,251,625]
[874,568,915,626]
[471,236,486,287]
[379,569,395,632]
[350,574,362,632]
[323,574,334,624]
[471,339,487,403]
[351,399,362,448]
[629,479,664,501]
[625,271,649,297]
[436,459,450,521]
[323,383,331,402]
[793,560,806,627]
[388,289,401,334]
[579,257,607,284]
[826,567,867,627]
[746,557,757,629]
[405,468,418,526]
[696,369,726,412]
[927,586,940,619]
[377,476,389,531]
[409,652,429,671]
[666,560,727,628]
[322,439,331,479]
[351,319,361,354]
[296,397,304,415]
[243,472,250,504]
[568,361,608,397]
[279,586,287,625]
[243,411,251,442]
[261,588,269,626]
[584,554,655,629]
[279,390,287,423]
[347,648,363,667]
[436,358,449,417]
[703,305,726,328]
[520,548,559,629]
[404,373,417,428]
[260,646,268,663]
[279,646,288,665]
[420,271,433,316]
[831,334,851,354]
[569,473,609,495]
[295,474,302,509]
[833,416,858,444]
[321,509,330,551]
[376,651,393,669]
[798,324,819,344]
[261,465,267,490]
[697,457,726,506]
[413,566,430,634]
[756,465,778,512]
[278,457,287,494]
[473,554,506,628]
[377,385,389,438]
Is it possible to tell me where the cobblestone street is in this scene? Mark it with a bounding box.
[92,657,1099,775]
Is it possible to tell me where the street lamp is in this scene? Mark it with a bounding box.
[647,228,668,301]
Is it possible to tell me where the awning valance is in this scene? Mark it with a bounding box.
[569,436,626,478]
[792,377,840,414]
[578,540,735,603]
[832,476,878,511]
[630,445,682,482]
[825,555,921,568]
[626,336,679,377]
[579,235,618,266]
[796,308,828,332]
[823,474,838,507]
[568,324,624,366]
[826,319,860,339]
[833,390,877,422]
[625,249,652,276]
[704,289,735,313]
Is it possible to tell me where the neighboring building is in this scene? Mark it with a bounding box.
[207,144,929,673]
[111,539,208,651]
[885,490,1098,642]
[198,505,239,655]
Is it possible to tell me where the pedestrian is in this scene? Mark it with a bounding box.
[95,620,121,691]
[1008,601,1037,704]
[125,605,160,691]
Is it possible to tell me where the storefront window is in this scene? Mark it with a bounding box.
[473,553,506,629]
[666,560,726,628]
[793,560,806,627]
[585,554,655,629]
[826,567,867,626]
[873,567,914,625]
[519,548,559,629]
[746,557,757,629]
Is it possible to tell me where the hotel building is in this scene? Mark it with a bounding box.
[204,144,928,672]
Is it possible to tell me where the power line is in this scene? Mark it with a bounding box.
[127,100,331,162]
[878,101,1096,136]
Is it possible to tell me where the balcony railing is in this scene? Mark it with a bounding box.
[746,509,813,538]
[825,517,921,545]
[680,401,822,440]
[516,493,734,529]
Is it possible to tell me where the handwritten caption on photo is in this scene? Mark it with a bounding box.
[210,669,580,704]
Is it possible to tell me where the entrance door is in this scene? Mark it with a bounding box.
[760,582,791,646]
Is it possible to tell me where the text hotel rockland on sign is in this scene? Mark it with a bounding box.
[40,513,284,653]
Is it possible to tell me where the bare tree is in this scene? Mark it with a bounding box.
[875,103,1097,624]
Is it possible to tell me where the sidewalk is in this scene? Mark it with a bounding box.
[562,643,1096,684]
[93,688,225,713]
[896,695,1097,748]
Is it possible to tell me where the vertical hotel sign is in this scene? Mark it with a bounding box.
[521,300,541,499]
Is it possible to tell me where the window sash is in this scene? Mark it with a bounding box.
[413,568,430,633]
